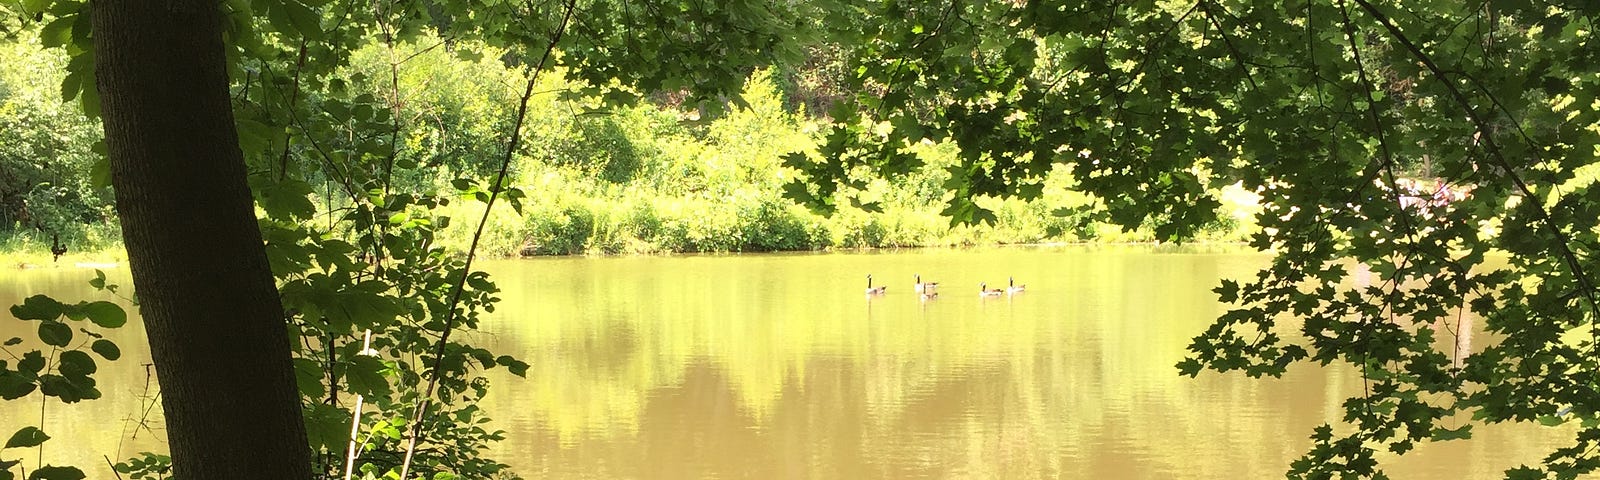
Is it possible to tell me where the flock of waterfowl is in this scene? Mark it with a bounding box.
[864,274,1025,299]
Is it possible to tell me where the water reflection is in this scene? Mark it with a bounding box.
[474,247,1569,479]
[0,247,1572,478]
[0,269,163,472]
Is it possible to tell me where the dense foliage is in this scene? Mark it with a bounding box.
[0,273,127,480]
[782,1,1600,478]
[0,36,113,259]
[0,38,1245,262]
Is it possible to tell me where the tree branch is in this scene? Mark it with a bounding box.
[1351,0,1600,325]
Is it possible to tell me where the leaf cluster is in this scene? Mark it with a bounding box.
[797,1,1600,478]
[0,273,125,480]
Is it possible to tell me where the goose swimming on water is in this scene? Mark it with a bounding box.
[915,274,939,294]
[1006,277,1026,295]
[865,275,887,295]
[979,283,1004,297]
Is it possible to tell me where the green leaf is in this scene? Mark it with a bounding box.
[68,8,90,47]
[302,403,351,452]
[17,352,44,375]
[343,355,390,397]
[292,357,326,399]
[90,340,120,361]
[1214,279,1241,303]
[27,466,85,480]
[0,371,36,400]
[496,355,529,378]
[4,427,48,449]
[466,273,495,292]
[36,321,71,348]
[37,374,98,403]
[11,295,65,321]
[1506,467,1545,480]
[59,70,82,103]
[77,80,100,118]
[81,301,125,328]
[89,155,111,189]
[255,178,317,221]
[280,0,323,39]
[1430,425,1473,441]
[56,351,95,378]
[39,15,73,48]
[2,338,19,346]
[236,118,276,154]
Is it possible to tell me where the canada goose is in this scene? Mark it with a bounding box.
[979,283,1004,297]
[920,289,938,300]
[865,275,887,295]
[914,274,940,294]
[1006,277,1026,295]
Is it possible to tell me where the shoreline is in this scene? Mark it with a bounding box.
[6,240,1262,270]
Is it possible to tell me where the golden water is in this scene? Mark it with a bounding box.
[0,246,1570,478]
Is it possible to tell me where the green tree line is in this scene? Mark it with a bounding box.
[0,31,1251,263]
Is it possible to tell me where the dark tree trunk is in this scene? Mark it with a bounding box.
[92,1,312,478]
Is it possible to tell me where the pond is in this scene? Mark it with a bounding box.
[0,246,1570,478]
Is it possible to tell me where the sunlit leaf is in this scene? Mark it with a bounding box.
[11,296,64,321]
[81,301,125,328]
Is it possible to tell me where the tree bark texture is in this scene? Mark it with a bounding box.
[92,1,313,478]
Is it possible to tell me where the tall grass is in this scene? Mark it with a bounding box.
[0,222,126,266]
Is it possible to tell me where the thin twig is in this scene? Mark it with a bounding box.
[395,0,578,477]
[278,41,309,182]
[104,455,124,480]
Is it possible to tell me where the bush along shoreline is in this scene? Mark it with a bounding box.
[422,69,1256,258]
[0,38,1257,265]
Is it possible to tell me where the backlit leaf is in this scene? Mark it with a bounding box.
[4,427,48,449]
[26,466,85,480]
[11,295,64,321]
[81,301,125,328]
[343,355,390,397]
[0,371,36,400]
[90,340,120,361]
[56,351,95,378]
[36,321,71,347]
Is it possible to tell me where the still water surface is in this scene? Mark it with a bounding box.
[0,246,1572,478]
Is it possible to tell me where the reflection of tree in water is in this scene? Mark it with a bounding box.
[476,254,1563,478]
